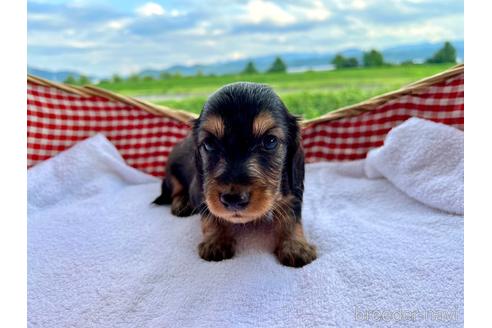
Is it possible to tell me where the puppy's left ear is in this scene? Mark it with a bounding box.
[285,114,305,202]
[189,117,205,208]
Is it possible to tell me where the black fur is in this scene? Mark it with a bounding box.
[153,82,317,267]
[153,82,305,220]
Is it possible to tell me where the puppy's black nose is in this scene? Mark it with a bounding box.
[219,192,250,210]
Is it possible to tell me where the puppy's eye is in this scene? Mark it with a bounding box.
[262,135,278,150]
[202,139,216,152]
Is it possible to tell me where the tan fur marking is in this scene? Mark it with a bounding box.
[204,179,276,223]
[293,223,306,241]
[171,194,193,216]
[275,238,317,268]
[169,174,193,217]
[170,175,183,197]
[201,217,217,236]
[272,201,317,268]
[201,115,225,138]
[198,216,236,261]
[252,112,276,136]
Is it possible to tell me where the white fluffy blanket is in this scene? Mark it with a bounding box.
[365,117,464,215]
[28,119,464,328]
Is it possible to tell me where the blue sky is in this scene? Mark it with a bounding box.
[27,0,463,76]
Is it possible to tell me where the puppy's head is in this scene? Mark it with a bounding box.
[193,82,303,223]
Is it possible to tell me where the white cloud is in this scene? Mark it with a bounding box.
[333,0,370,11]
[170,9,183,17]
[230,51,245,60]
[202,40,218,47]
[106,19,129,30]
[27,0,463,76]
[367,15,463,43]
[64,29,76,36]
[136,2,165,17]
[402,0,429,3]
[298,0,332,22]
[352,0,368,10]
[28,13,53,22]
[276,35,288,43]
[243,0,296,26]
[239,0,331,28]
[66,40,98,49]
[185,22,211,36]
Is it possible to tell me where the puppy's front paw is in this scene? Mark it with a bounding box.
[171,196,194,217]
[198,238,236,262]
[275,239,317,268]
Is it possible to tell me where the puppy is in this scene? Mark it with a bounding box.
[154,82,316,267]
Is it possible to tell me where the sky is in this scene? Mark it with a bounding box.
[27,0,464,76]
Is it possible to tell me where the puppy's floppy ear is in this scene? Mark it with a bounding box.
[191,117,204,190]
[285,114,305,202]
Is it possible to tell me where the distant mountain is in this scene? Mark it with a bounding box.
[382,41,464,63]
[28,40,463,80]
[141,40,463,77]
[27,67,97,83]
[141,52,339,77]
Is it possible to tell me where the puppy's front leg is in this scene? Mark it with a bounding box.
[198,215,236,262]
[273,216,317,268]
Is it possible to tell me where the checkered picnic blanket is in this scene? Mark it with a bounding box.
[302,73,464,162]
[27,69,464,177]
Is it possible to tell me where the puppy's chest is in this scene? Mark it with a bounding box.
[230,218,277,253]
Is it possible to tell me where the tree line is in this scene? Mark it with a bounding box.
[330,41,457,69]
[63,41,458,85]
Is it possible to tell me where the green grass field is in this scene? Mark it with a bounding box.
[96,64,454,120]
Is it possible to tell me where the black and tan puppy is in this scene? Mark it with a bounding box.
[154,82,316,267]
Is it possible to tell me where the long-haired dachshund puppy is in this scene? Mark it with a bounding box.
[154,82,316,267]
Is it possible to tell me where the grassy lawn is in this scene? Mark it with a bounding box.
[156,88,390,119]
[96,64,454,120]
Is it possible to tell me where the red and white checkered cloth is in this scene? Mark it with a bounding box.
[27,72,464,176]
[27,83,190,177]
[302,73,464,163]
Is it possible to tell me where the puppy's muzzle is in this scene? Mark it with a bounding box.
[219,191,250,211]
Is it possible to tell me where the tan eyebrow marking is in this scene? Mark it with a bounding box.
[252,112,276,136]
[201,115,225,138]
